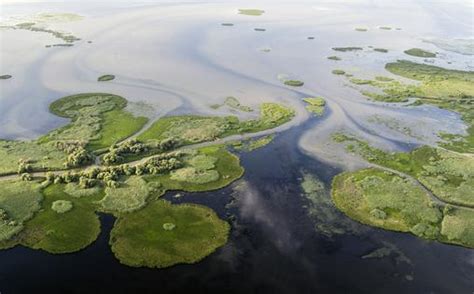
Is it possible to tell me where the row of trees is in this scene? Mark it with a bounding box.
[53,140,92,167]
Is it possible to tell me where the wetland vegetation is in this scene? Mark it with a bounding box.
[238,9,265,16]
[98,75,115,82]
[404,48,437,58]
[302,97,326,116]
[0,92,294,266]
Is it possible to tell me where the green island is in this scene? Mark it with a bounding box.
[373,48,388,53]
[329,58,474,249]
[332,47,363,52]
[302,97,326,116]
[404,48,437,58]
[98,74,115,82]
[0,74,12,80]
[238,9,265,16]
[331,133,474,248]
[2,21,80,44]
[332,69,346,75]
[283,80,304,87]
[0,92,295,267]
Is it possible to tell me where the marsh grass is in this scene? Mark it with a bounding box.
[404,48,436,58]
[98,75,115,82]
[51,200,73,213]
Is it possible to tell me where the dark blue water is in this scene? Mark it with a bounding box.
[0,124,472,294]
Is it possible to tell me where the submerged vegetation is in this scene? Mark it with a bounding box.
[332,47,363,52]
[212,96,253,112]
[303,97,326,116]
[404,48,437,58]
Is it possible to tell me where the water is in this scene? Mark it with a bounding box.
[0,1,473,293]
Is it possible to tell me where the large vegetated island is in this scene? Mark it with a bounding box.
[0,92,295,268]
[330,60,474,248]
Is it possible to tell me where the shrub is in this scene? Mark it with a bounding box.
[163,223,176,231]
[370,208,387,219]
[51,200,73,214]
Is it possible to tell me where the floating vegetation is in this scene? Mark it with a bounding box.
[51,200,73,214]
[404,48,437,58]
[254,28,266,32]
[373,48,388,53]
[110,200,229,268]
[97,74,115,82]
[221,23,234,26]
[379,26,392,30]
[355,27,368,32]
[238,9,265,16]
[284,80,304,87]
[327,56,341,61]
[302,97,326,116]
[361,241,411,265]
[308,36,315,40]
[332,69,346,75]
[367,114,422,140]
[0,75,12,80]
[259,47,271,53]
[223,96,253,112]
[332,47,363,52]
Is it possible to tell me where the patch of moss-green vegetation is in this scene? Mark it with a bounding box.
[379,26,392,30]
[97,75,115,82]
[0,180,42,241]
[301,172,361,237]
[440,206,474,248]
[332,47,363,52]
[0,140,67,175]
[144,145,243,193]
[303,97,326,116]
[51,200,73,213]
[5,184,103,253]
[374,48,388,53]
[99,176,150,213]
[327,56,341,61]
[283,80,304,87]
[231,135,274,152]
[5,21,80,43]
[43,93,147,151]
[332,69,346,75]
[238,9,265,16]
[355,27,368,32]
[404,48,437,58]
[0,75,12,79]
[110,200,229,268]
[332,168,443,238]
[138,102,293,148]
[332,167,474,248]
[332,134,474,207]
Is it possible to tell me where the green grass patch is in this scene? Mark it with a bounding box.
[303,97,326,116]
[404,48,436,58]
[238,9,265,16]
[440,206,474,248]
[99,176,149,213]
[110,200,229,268]
[51,200,73,213]
[98,75,115,82]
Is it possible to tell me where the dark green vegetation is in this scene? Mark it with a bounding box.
[254,28,266,32]
[332,168,473,248]
[238,9,265,16]
[231,135,274,152]
[5,22,80,43]
[110,200,229,268]
[212,96,253,112]
[332,47,363,52]
[373,48,388,53]
[404,48,437,58]
[355,27,368,32]
[332,69,345,75]
[0,93,294,266]
[379,26,392,30]
[331,133,474,248]
[303,97,326,116]
[97,74,115,82]
[348,61,474,152]
[0,74,12,79]
[283,80,304,87]
[221,23,234,26]
[327,56,341,61]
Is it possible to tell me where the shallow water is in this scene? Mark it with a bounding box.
[0,1,473,293]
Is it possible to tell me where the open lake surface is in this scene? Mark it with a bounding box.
[0,1,473,293]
